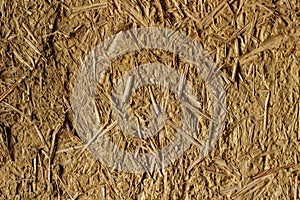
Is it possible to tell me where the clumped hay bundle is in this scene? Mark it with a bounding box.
[0,0,299,199]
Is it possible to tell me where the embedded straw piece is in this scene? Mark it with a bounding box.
[82,121,118,151]
[122,76,134,103]
[148,86,160,115]
[0,76,26,103]
[71,3,108,14]
[264,92,270,131]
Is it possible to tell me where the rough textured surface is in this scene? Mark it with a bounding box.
[0,0,299,199]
